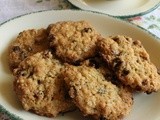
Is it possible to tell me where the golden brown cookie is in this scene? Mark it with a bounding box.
[80,57,122,86]
[98,35,160,93]
[9,29,49,72]
[48,21,101,63]
[62,65,133,120]
[13,50,75,117]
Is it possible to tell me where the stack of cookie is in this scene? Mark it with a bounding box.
[9,21,160,120]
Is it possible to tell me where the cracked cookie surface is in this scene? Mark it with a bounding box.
[13,50,75,117]
[9,29,49,72]
[80,57,122,86]
[48,21,101,63]
[62,65,133,120]
[98,35,160,93]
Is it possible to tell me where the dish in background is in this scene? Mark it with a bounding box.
[68,0,160,17]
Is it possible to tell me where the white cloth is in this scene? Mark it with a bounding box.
[0,0,72,24]
[0,0,160,38]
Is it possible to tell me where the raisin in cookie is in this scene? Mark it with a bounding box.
[98,35,160,93]
[48,21,101,63]
[80,57,121,85]
[13,50,75,117]
[62,65,133,120]
[9,29,49,72]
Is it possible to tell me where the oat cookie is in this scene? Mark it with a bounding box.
[81,57,121,86]
[48,21,101,63]
[98,35,160,93]
[13,50,75,117]
[9,29,49,71]
[62,65,133,120]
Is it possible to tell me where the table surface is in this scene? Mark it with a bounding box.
[0,0,160,39]
[0,0,160,119]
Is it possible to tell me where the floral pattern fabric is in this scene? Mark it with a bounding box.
[128,6,160,38]
[0,0,159,39]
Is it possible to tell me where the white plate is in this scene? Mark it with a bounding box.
[0,10,160,120]
[68,0,160,17]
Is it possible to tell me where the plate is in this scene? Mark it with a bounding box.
[0,10,160,120]
[68,0,160,17]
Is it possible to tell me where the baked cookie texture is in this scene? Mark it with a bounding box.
[80,57,121,86]
[62,65,133,120]
[98,35,160,93]
[13,50,75,117]
[9,20,160,119]
[9,29,49,71]
[48,21,101,63]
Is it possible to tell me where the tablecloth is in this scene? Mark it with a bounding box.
[0,0,160,39]
[0,0,160,119]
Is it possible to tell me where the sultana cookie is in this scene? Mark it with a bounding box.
[62,65,133,120]
[13,50,75,117]
[9,29,49,72]
[98,35,160,93]
[80,57,122,86]
[48,21,101,63]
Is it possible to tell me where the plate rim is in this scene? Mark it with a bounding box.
[0,9,160,120]
[0,9,160,41]
[0,104,22,120]
[68,0,160,18]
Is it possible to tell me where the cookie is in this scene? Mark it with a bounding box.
[48,21,101,63]
[80,57,121,86]
[62,65,133,120]
[98,35,160,93]
[13,50,75,117]
[9,29,49,72]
